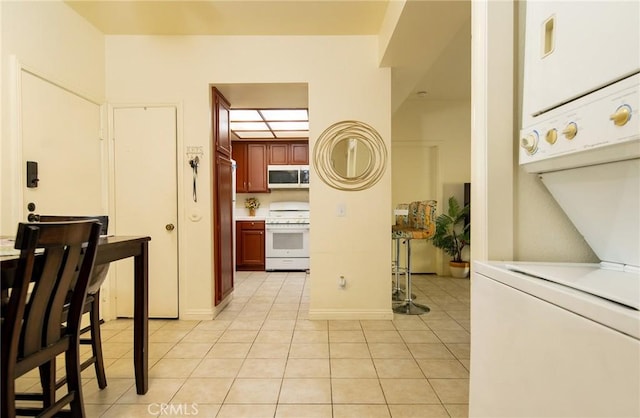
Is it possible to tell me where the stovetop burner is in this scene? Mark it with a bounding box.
[266,201,310,225]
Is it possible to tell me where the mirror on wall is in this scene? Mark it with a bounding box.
[331,137,372,178]
[314,120,387,191]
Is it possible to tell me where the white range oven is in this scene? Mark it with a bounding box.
[470,2,639,417]
[265,201,310,271]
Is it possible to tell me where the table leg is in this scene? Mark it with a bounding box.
[133,242,149,394]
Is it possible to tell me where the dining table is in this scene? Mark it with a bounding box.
[1,235,151,395]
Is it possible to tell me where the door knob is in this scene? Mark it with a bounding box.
[166,223,175,231]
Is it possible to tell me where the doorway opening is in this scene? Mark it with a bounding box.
[211,83,310,299]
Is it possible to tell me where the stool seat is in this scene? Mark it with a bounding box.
[392,226,434,240]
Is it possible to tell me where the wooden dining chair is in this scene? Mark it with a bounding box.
[1,220,101,418]
[37,215,110,390]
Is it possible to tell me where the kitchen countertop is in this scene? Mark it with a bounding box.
[235,216,266,221]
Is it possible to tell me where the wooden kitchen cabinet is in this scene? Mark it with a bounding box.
[267,141,309,165]
[289,142,309,164]
[236,220,265,271]
[212,88,231,157]
[211,85,234,306]
[268,143,289,164]
[232,142,268,193]
[214,155,234,304]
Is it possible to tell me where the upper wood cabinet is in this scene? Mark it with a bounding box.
[290,142,309,164]
[232,142,268,193]
[232,142,248,193]
[268,143,288,165]
[268,141,309,165]
[212,87,231,157]
[233,140,308,193]
[247,144,268,192]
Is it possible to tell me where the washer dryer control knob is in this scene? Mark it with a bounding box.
[545,129,558,145]
[610,105,631,126]
[521,132,538,155]
[562,122,578,140]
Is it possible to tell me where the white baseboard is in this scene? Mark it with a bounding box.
[178,309,215,321]
[179,295,233,321]
[308,309,394,321]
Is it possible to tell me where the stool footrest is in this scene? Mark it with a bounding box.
[393,301,430,315]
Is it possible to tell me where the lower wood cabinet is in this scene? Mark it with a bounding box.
[236,220,265,271]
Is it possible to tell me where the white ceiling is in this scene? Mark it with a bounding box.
[65,0,470,110]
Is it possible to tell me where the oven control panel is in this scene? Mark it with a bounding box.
[520,73,640,173]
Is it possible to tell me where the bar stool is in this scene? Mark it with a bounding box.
[391,200,437,315]
[391,203,409,301]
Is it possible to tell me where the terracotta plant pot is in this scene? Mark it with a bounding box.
[449,261,470,278]
[249,208,256,216]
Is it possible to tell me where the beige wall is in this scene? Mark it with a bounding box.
[1,0,105,234]
[393,99,471,183]
[392,98,471,274]
[105,35,392,319]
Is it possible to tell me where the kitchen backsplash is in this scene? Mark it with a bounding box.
[236,190,309,213]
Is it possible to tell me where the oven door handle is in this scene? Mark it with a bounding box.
[266,228,309,233]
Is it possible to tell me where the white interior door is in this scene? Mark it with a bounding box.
[21,71,104,216]
[391,143,438,274]
[113,106,178,318]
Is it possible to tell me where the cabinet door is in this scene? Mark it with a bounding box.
[212,88,231,157]
[232,142,248,193]
[214,155,234,304]
[268,143,288,165]
[290,142,309,164]
[247,143,268,192]
[236,221,265,270]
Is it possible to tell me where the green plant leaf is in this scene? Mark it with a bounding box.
[430,195,470,263]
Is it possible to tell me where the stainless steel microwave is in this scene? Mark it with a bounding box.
[267,165,309,189]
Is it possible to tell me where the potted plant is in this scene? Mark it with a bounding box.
[431,196,470,278]
[245,197,260,216]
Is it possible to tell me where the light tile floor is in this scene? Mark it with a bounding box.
[18,271,470,417]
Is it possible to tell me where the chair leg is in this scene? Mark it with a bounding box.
[65,340,86,418]
[391,238,405,301]
[2,358,16,418]
[89,291,107,389]
[393,239,430,315]
[39,360,56,407]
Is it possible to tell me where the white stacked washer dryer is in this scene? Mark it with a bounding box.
[470,2,640,417]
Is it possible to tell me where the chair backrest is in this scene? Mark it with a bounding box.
[38,215,109,294]
[394,203,410,227]
[2,221,101,368]
[38,215,108,235]
[408,200,437,232]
